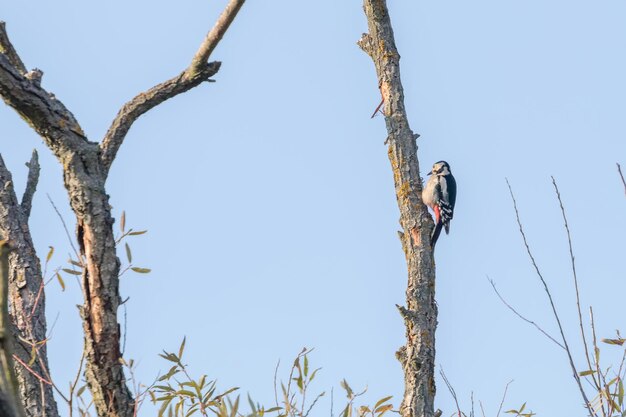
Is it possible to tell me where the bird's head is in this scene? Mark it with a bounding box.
[428,161,451,176]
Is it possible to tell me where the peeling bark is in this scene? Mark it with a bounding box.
[0,152,59,417]
[358,2,438,417]
[0,2,245,416]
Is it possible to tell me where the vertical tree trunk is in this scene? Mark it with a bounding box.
[0,240,27,417]
[0,152,59,417]
[63,146,133,417]
[358,2,438,417]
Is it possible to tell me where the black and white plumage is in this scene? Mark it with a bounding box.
[422,161,457,247]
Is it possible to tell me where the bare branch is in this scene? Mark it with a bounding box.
[0,22,27,74]
[0,54,89,158]
[189,0,246,76]
[551,177,598,388]
[439,368,461,417]
[20,150,39,220]
[496,380,513,417]
[506,178,595,417]
[617,163,626,197]
[46,194,80,263]
[488,277,564,349]
[99,0,246,175]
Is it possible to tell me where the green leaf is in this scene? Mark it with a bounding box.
[519,402,526,413]
[46,246,54,263]
[230,395,240,417]
[158,397,173,417]
[340,379,353,397]
[304,355,309,377]
[178,337,186,359]
[374,396,393,409]
[56,272,65,291]
[68,259,82,267]
[375,404,393,416]
[602,338,626,346]
[619,379,624,406]
[125,242,132,263]
[158,365,180,381]
[247,394,257,413]
[154,385,175,392]
[309,367,321,382]
[176,390,197,398]
[131,267,151,274]
[28,345,37,366]
[215,387,239,400]
[579,370,596,376]
[76,385,86,397]
[62,268,82,276]
[120,211,126,233]
[129,230,148,236]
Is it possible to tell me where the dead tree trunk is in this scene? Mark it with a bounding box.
[358,2,438,417]
[0,1,245,416]
[0,151,59,417]
[0,240,27,417]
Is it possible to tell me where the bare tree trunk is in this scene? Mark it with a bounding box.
[358,2,438,417]
[0,240,27,417]
[0,2,244,416]
[0,151,60,417]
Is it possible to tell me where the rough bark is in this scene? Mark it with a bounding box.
[0,241,27,417]
[358,2,438,417]
[0,151,59,417]
[0,2,245,416]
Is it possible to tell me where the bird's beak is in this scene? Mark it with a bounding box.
[427,170,432,175]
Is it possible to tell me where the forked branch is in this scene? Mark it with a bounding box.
[99,0,245,175]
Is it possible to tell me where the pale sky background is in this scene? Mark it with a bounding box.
[2,1,626,416]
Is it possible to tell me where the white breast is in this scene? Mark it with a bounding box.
[422,175,439,207]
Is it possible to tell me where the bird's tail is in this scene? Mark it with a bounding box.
[444,222,450,235]
[431,222,444,248]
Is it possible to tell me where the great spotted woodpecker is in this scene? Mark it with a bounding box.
[422,161,457,247]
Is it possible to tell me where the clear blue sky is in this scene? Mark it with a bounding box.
[2,1,626,416]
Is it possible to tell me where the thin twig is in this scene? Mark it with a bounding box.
[589,307,607,417]
[12,354,51,385]
[273,359,280,408]
[506,178,594,417]
[617,163,626,197]
[552,177,597,388]
[479,401,486,417]
[489,277,564,349]
[496,380,513,417]
[46,194,80,262]
[439,368,461,417]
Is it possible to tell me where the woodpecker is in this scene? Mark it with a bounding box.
[422,161,457,247]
